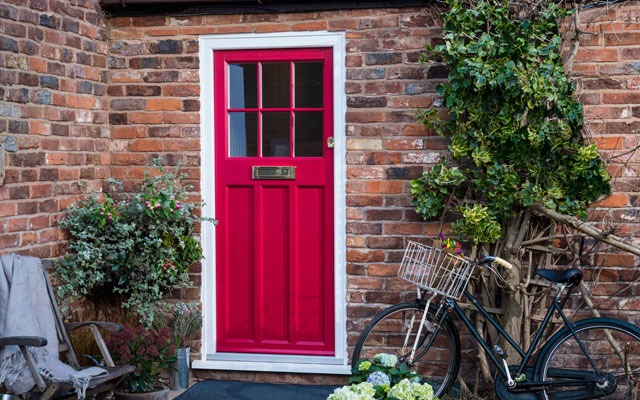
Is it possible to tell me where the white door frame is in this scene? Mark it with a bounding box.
[195,31,349,374]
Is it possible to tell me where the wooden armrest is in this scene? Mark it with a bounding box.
[64,321,123,332]
[0,336,47,347]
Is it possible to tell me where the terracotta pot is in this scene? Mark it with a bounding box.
[114,387,169,400]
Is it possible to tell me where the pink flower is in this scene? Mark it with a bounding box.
[108,216,112,220]
[176,205,181,209]
[155,204,161,208]
[99,212,103,215]
[170,209,174,213]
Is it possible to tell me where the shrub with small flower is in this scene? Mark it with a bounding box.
[327,353,435,400]
[106,324,176,393]
[55,159,215,325]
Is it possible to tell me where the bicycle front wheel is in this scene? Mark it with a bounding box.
[536,318,640,400]
[351,302,461,399]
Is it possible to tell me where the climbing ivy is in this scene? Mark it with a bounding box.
[411,0,611,245]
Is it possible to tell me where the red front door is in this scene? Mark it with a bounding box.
[214,48,335,356]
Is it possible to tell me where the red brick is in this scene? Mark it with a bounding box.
[180,26,216,35]
[147,98,182,111]
[598,194,628,208]
[112,126,146,139]
[146,27,179,36]
[575,48,619,62]
[165,139,200,151]
[367,264,398,277]
[0,203,16,217]
[164,112,199,124]
[129,139,164,152]
[129,112,163,124]
[291,21,327,31]
[163,84,200,97]
[364,181,404,194]
[254,24,290,33]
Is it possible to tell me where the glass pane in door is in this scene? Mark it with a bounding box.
[229,112,258,157]
[229,63,257,109]
[294,111,323,157]
[262,112,290,157]
[294,62,323,108]
[262,63,290,108]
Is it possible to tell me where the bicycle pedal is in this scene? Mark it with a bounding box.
[515,373,527,383]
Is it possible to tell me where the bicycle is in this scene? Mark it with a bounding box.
[351,241,640,400]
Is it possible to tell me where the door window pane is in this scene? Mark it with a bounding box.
[262,112,290,157]
[295,112,323,157]
[262,63,290,108]
[295,62,323,108]
[229,112,258,157]
[229,63,258,109]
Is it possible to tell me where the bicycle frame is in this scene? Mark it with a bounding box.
[416,284,604,389]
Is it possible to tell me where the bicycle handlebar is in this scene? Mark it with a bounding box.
[478,255,513,270]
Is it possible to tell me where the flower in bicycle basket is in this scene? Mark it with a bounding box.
[373,353,398,368]
[358,360,372,371]
[366,371,390,387]
[439,232,464,255]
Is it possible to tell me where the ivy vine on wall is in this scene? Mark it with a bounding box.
[411,0,611,245]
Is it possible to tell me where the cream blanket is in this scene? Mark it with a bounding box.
[0,254,107,398]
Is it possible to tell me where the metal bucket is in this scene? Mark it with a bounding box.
[169,347,190,391]
[0,394,18,400]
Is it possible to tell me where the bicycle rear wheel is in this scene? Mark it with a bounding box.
[536,318,640,400]
[351,302,460,398]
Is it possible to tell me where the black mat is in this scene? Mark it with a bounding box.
[175,380,339,400]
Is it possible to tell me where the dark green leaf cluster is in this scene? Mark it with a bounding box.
[411,0,610,245]
[55,160,213,325]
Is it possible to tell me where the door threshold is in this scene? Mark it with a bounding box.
[193,354,351,375]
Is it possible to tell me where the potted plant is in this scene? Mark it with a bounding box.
[327,353,435,400]
[153,304,202,390]
[106,324,177,400]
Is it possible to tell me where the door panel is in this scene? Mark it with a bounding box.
[215,48,334,356]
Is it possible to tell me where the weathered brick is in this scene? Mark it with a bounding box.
[364,52,402,65]
[347,96,387,108]
[149,39,183,54]
[142,71,179,83]
[126,85,161,96]
[111,98,146,111]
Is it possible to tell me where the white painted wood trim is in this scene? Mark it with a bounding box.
[198,31,348,374]
[193,359,352,375]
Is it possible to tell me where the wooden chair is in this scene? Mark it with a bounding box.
[0,260,135,399]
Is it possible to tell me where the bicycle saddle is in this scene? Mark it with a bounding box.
[535,268,582,286]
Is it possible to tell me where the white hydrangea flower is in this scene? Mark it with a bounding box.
[386,378,434,400]
[327,382,376,400]
[373,353,398,368]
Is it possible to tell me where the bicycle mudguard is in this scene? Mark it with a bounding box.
[494,367,539,400]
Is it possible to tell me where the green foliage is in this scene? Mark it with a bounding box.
[106,324,176,393]
[411,0,610,245]
[337,353,432,400]
[152,303,202,348]
[55,159,213,325]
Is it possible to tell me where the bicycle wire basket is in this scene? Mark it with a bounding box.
[398,241,476,300]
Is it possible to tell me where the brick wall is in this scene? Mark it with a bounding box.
[569,1,640,324]
[0,0,109,258]
[2,0,640,387]
[105,6,442,385]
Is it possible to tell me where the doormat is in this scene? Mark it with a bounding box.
[175,380,340,400]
